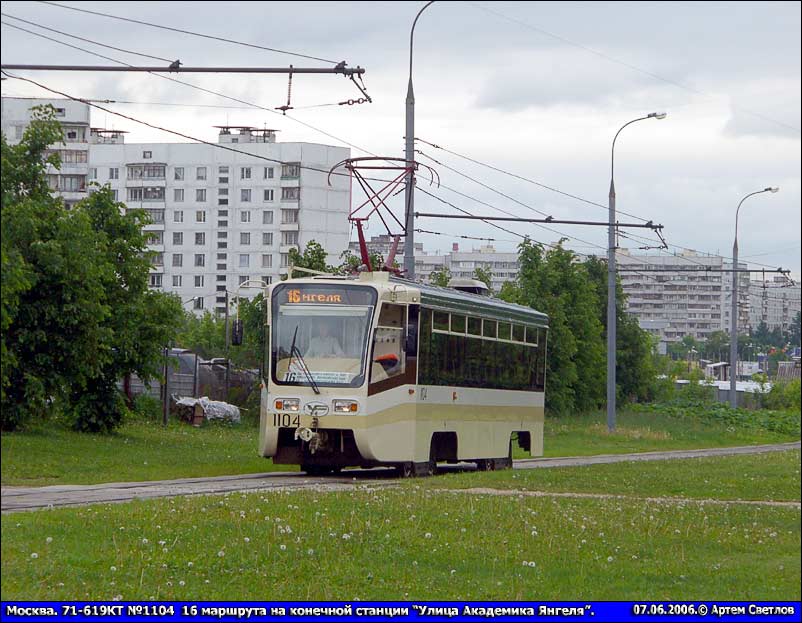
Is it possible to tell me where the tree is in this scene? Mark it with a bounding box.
[499,239,605,414]
[429,266,452,287]
[1,107,183,431]
[472,266,493,292]
[789,312,801,347]
[67,186,184,432]
[583,256,655,402]
[703,330,729,362]
[283,240,338,277]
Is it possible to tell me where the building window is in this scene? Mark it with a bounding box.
[109,167,119,179]
[240,232,251,245]
[196,189,207,202]
[280,253,290,268]
[262,210,273,224]
[281,187,300,201]
[241,167,251,179]
[174,188,184,202]
[218,231,228,239]
[174,167,184,181]
[281,162,301,178]
[218,188,229,196]
[217,253,227,260]
[219,177,229,184]
[151,252,164,266]
[218,220,228,228]
[54,107,66,117]
[196,166,207,180]
[147,231,164,245]
[194,297,204,310]
[195,210,206,223]
[172,275,182,287]
[143,151,152,159]
[111,190,118,201]
[262,232,273,246]
[149,274,162,287]
[282,231,298,246]
[172,253,183,267]
[239,275,250,286]
[219,166,229,174]
[281,209,299,224]
[241,189,252,202]
[218,199,229,206]
[264,167,274,179]
[195,232,206,245]
[239,254,250,268]
[263,189,274,202]
[217,275,227,282]
[262,276,272,286]
[240,210,251,223]
[89,168,97,180]
[174,210,184,223]
[194,254,205,267]
[218,210,228,217]
[262,254,273,268]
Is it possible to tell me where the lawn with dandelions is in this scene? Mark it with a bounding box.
[2,484,799,600]
[428,450,802,503]
[1,420,294,486]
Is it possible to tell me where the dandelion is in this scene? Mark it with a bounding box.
[46,537,53,544]
[179,581,185,587]
[279,544,287,551]
[307,549,314,556]
[110,566,117,572]
[30,553,39,559]
[342,534,351,541]
[142,538,149,545]
[244,537,250,543]
[158,540,166,546]
[607,556,614,563]
[450,569,456,575]
[460,528,467,533]
[112,595,122,602]
[424,532,432,539]
[217,550,225,558]
[188,562,194,568]
[412,561,418,566]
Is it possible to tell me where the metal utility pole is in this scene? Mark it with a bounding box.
[730,187,779,407]
[607,112,666,432]
[225,291,231,401]
[403,1,435,280]
[162,346,169,426]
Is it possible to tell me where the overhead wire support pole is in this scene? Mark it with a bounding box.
[404,1,436,281]
[414,212,664,230]
[0,64,366,76]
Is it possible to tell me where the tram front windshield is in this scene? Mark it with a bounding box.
[271,284,377,388]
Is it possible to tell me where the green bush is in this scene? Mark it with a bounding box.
[131,393,162,422]
[640,400,800,437]
[68,379,128,433]
[763,379,802,411]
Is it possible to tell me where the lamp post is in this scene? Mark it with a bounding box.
[607,112,666,432]
[730,187,779,407]
[403,0,435,280]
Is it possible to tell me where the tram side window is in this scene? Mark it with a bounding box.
[370,303,406,384]
[535,327,547,391]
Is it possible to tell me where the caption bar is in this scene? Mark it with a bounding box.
[2,602,799,623]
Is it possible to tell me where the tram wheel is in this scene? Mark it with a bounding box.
[476,459,495,471]
[398,462,415,478]
[302,464,332,477]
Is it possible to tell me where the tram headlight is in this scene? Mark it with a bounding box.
[333,399,359,414]
[275,398,299,412]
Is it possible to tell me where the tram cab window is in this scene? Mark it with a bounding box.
[483,320,497,339]
[467,317,482,336]
[450,314,466,334]
[498,322,512,341]
[371,303,406,383]
[433,311,450,332]
[512,324,525,342]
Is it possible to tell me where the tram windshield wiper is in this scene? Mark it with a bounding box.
[288,325,320,395]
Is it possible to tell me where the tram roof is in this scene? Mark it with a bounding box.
[391,277,548,328]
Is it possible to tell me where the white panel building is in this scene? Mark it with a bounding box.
[2,98,351,316]
[748,275,801,332]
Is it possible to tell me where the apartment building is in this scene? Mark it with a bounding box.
[617,250,750,349]
[2,97,351,316]
[2,97,91,209]
[350,236,521,291]
[748,275,801,332]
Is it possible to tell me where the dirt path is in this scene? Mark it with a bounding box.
[2,441,798,513]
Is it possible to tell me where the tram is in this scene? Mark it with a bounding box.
[258,271,548,476]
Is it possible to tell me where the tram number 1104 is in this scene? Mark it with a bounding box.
[273,413,301,427]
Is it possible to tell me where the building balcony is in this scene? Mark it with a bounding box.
[279,221,300,231]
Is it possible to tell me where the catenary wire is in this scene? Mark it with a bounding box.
[36,0,339,64]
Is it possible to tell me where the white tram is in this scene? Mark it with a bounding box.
[258,271,548,476]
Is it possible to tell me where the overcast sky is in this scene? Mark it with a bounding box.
[2,1,800,279]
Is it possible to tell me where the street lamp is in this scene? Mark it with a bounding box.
[607,112,666,432]
[729,186,779,407]
[403,0,435,280]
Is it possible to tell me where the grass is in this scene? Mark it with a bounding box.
[2,405,798,487]
[1,463,799,600]
[431,451,802,503]
[541,409,799,458]
[0,420,293,487]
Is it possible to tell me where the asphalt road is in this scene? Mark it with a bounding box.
[2,441,799,513]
